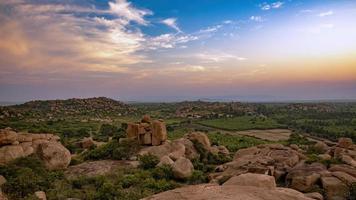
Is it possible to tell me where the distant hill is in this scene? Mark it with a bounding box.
[0,97,136,119]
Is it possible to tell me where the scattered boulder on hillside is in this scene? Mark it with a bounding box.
[313,141,329,154]
[0,128,70,170]
[338,138,353,149]
[210,144,302,183]
[157,156,174,167]
[37,142,71,170]
[126,116,167,146]
[286,162,328,192]
[321,176,349,200]
[172,157,194,179]
[79,137,95,149]
[142,174,314,200]
[185,132,211,151]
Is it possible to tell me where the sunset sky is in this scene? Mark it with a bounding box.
[0,0,356,102]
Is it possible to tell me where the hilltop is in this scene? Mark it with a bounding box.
[0,97,136,120]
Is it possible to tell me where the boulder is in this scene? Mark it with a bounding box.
[314,141,329,153]
[186,132,211,151]
[223,173,276,189]
[34,191,47,200]
[0,175,6,186]
[338,138,353,149]
[210,145,230,156]
[332,171,356,186]
[304,192,323,200]
[139,141,175,159]
[0,129,17,146]
[341,155,356,167]
[80,137,95,149]
[142,133,152,145]
[157,155,174,167]
[329,164,356,177]
[142,183,314,200]
[174,138,199,160]
[172,157,194,179]
[37,142,71,170]
[318,154,331,160]
[151,120,167,146]
[0,145,25,164]
[126,123,139,139]
[141,115,151,123]
[17,133,33,142]
[321,176,348,200]
[286,163,326,192]
[168,141,185,161]
[31,139,49,152]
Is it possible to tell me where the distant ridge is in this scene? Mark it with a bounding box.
[0,97,135,119]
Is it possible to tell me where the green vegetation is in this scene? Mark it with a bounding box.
[139,154,160,169]
[0,156,64,199]
[207,132,267,152]
[198,116,283,131]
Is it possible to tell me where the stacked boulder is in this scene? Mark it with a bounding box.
[139,132,230,179]
[126,115,167,146]
[0,127,71,170]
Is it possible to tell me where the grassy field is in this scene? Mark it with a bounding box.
[198,116,284,131]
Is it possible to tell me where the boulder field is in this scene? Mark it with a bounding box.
[0,127,71,170]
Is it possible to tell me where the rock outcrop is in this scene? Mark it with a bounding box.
[210,144,302,183]
[0,128,70,170]
[143,173,313,200]
[223,173,276,189]
[172,157,194,179]
[126,116,167,146]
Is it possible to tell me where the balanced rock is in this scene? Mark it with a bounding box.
[152,120,167,146]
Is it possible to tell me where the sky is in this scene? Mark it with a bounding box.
[0,0,356,102]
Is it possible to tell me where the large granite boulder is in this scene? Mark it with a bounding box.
[37,142,71,170]
[185,132,211,151]
[0,145,25,164]
[210,144,302,183]
[321,176,349,200]
[152,120,167,146]
[0,128,17,146]
[172,157,194,179]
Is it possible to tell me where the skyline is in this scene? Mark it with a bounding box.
[0,0,356,102]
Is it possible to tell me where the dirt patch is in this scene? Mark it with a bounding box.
[234,129,292,142]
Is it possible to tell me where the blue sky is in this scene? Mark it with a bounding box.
[0,0,355,102]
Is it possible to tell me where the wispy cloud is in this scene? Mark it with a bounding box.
[161,18,181,32]
[260,1,284,11]
[109,0,153,25]
[250,16,264,22]
[318,10,334,17]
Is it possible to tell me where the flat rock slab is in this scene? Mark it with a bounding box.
[142,184,313,200]
[65,160,139,179]
[234,129,292,141]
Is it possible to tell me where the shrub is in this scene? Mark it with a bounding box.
[139,154,159,169]
[187,170,208,184]
[151,165,174,180]
[0,156,64,199]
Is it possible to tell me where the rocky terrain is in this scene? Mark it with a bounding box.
[0,97,135,120]
[0,115,356,200]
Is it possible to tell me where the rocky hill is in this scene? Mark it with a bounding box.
[0,97,135,119]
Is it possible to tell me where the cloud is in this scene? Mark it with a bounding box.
[250,16,264,22]
[109,0,152,25]
[318,10,334,17]
[260,1,284,11]
[161,18,181,32]
[148,33,198,49]
[194,52,247,63]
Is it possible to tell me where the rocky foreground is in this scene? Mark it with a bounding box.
[1,118,356,200]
